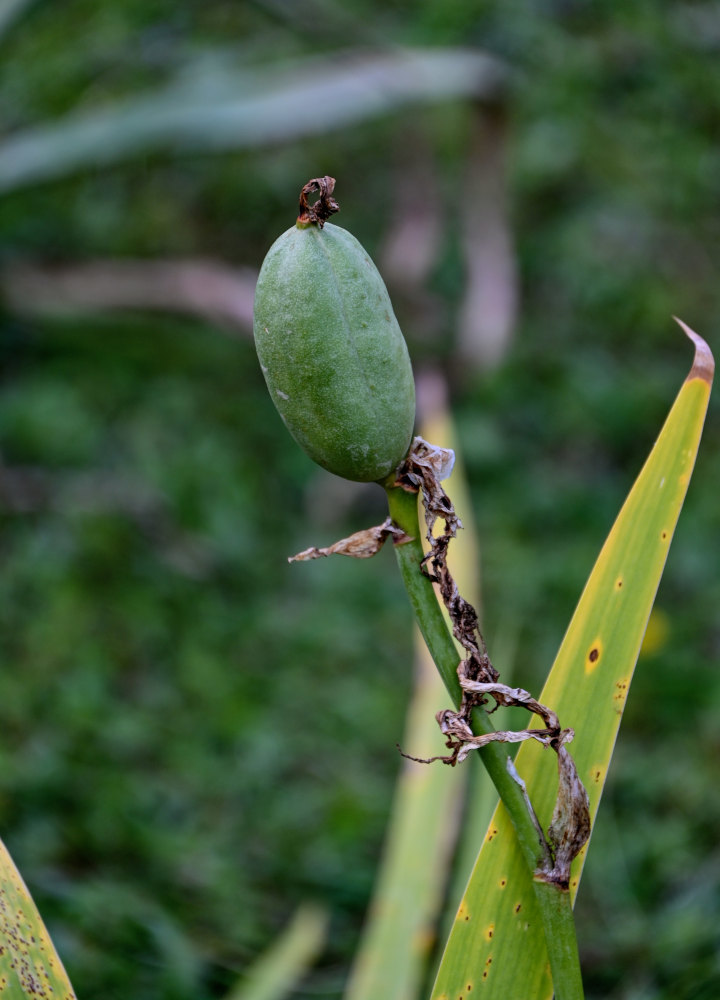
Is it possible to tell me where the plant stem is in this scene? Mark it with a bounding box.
[385,483,584,1000]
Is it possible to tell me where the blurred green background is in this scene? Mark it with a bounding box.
[1,2,719,998]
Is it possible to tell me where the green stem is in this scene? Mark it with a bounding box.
[385,483,584,1000]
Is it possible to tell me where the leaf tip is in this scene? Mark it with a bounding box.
[673,317,714,385]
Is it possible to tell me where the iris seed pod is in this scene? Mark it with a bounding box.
[253,177,416,483]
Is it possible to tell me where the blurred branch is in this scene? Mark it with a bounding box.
[2,109,518,374]
[378,108,518,376]
[0,47,509,193]
[1,67,516,376]
[378,130,447,352]
[380,133,443,291]
[457,106,517,373]
[1,259,255,335]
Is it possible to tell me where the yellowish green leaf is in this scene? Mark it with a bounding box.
[0,837,77,999]
[431,323,713,999]
[344,638,466,1000]
[224,904,327,1000]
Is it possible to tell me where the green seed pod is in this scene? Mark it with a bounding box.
[253,177,416,483]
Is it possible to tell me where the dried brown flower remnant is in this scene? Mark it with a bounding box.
[297,176,340,228]
[542,746,592,888]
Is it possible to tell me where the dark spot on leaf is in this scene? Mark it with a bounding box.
[589,648,599,662]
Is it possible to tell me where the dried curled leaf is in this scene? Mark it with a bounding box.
[396,437,494,689]
[395,436,590,875]
[289,517,412,562]
[401,711,572,766]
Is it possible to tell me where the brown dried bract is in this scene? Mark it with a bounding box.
[289,517,412,563]
[297,176,340,228]
[539,746,591,888]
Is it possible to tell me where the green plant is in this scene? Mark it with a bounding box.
[251,179,713,1000]
[0,175,712,1000]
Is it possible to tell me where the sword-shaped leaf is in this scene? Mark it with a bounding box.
[431,322,713,999]
[0,837,77,999]
[223,904,327,1000]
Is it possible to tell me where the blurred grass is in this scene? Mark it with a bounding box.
[1,2,719,999]
[224,904,327,1000]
